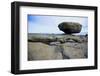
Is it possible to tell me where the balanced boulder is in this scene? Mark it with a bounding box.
[58,22,82,34]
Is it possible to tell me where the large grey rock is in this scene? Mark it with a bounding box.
[28,42,87,60]
[28,34,87,60]
[61,42,87,59]
[58,22,82,34]
[28,42,63,60]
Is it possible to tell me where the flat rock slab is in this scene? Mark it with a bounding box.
[28,42,87,60]
[28,42,63,60]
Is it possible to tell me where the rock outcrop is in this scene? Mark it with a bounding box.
[28,33,83,44]
[28,22,88,61]
[28,42,63,60]
[28,34,88,60]
[58,22,82,34]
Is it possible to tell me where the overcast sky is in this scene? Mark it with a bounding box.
[28,15,88,35]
